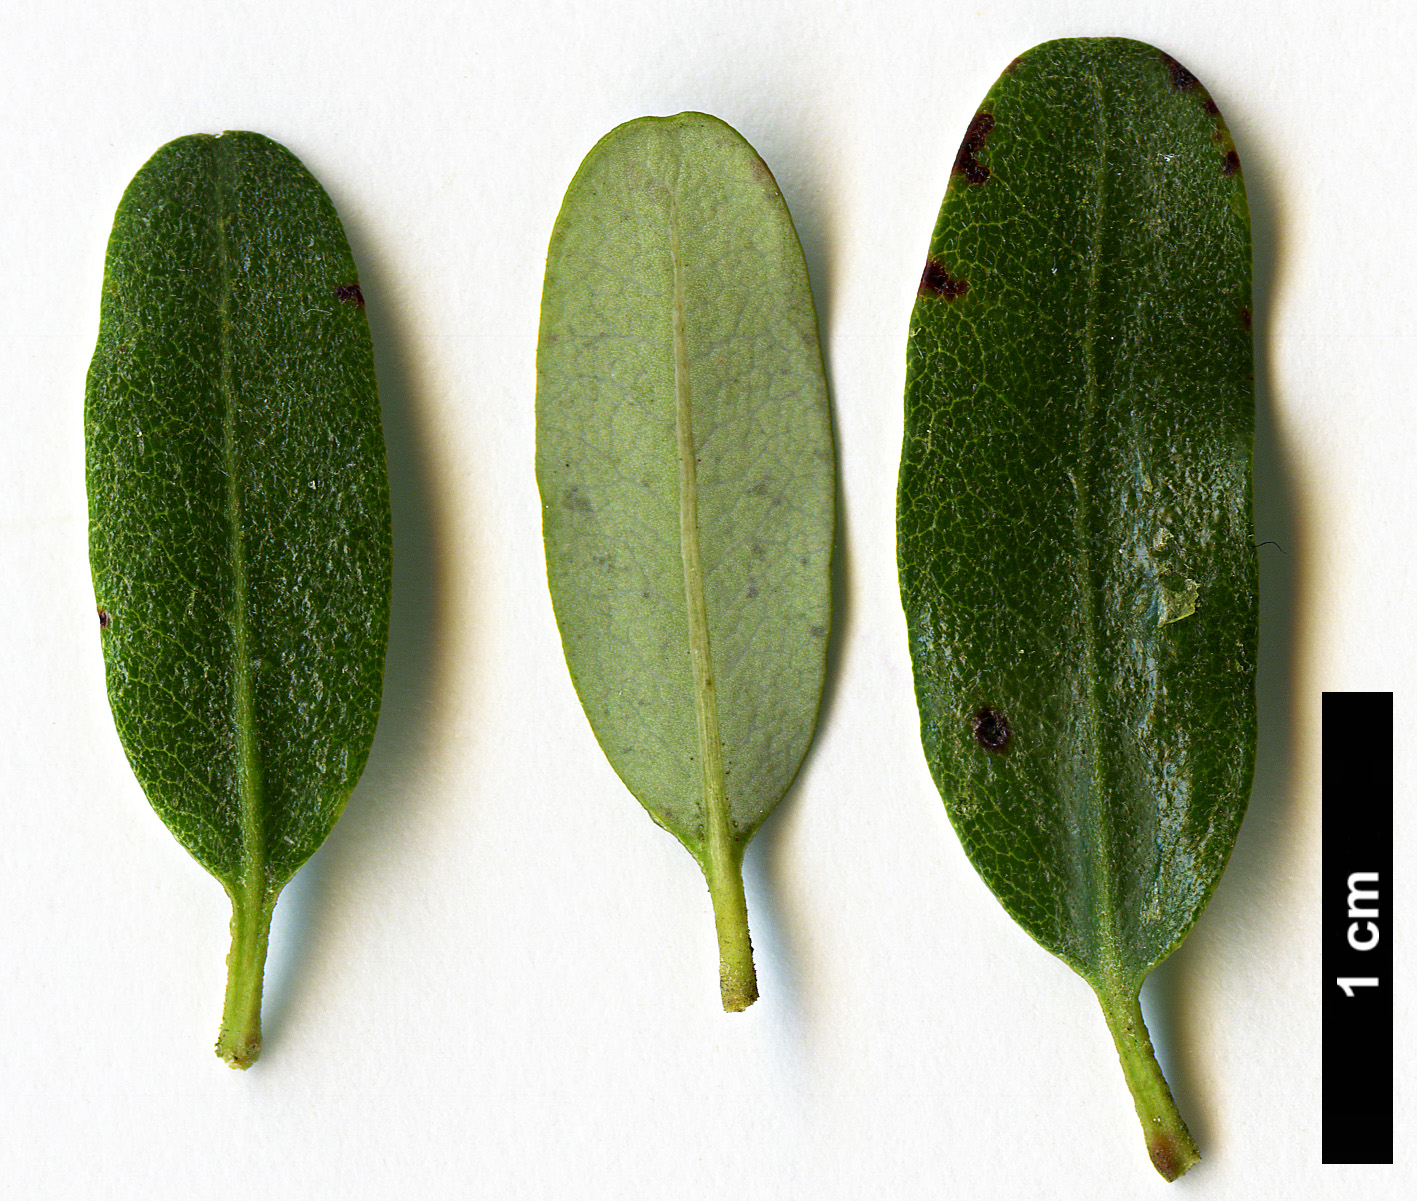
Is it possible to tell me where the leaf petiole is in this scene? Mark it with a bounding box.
[1095,983,1200,1181]
[216,885,275,1069]
[703,841,757,1012]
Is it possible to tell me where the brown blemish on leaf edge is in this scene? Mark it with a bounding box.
[919,261,969,300]
[98,608,111,630]
[1221,149,1241,176]
[952,112,995,185]
[750,154,779,191]
[335,283,365,308]
[1159,51,1199,91]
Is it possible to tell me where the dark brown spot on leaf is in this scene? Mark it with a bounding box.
[98,608,110,630]
[1221,149,1241,176]
[1003,56,1023,75]
[952,112,995,184]
[1159,51,1199,91]
[919,261,969,300]
[1202,97,1220,116]
[1239,305,1252,332]
[335,283,365,308]
[972,706,1010,752]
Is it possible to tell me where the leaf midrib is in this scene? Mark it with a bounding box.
[1073,68,1122,987]
[667,184,733,876]
[209,135,266,903]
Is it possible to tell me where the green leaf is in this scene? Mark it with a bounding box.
[536,113,834,1011]
[86,132,392,1067]
[897,39,1255,1179]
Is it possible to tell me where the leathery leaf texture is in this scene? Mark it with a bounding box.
[898,40,1255,1179]
[86,132,391,1068]
[537,113,834,1011]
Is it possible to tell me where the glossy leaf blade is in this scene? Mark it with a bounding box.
[537,113,834,1009]
[86,132,391,1065]
[898,40,1255,1177]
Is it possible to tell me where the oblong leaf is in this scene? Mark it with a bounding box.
[86,131,391,1066]
[897,40,1255,1178]
[537,113,834,1010]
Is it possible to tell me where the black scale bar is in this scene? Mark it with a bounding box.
[1321,691,1393,1164]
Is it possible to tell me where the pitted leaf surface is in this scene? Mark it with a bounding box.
[898,38,1256,992]
[87,131,391,903]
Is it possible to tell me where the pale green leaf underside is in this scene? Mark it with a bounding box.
[537,113,834,855]
[898,40,1256,991]
[87,132,391,900]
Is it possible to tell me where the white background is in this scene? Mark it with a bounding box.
[1,1,1411,1197]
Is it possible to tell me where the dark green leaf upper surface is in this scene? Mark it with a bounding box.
[537,114,834,858]
[898,40,1256,989]
[87,132,391,896]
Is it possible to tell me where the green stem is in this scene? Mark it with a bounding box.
[215,886,274,1069]
[1095,983,1200,1181]
[703,843,757,1012]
